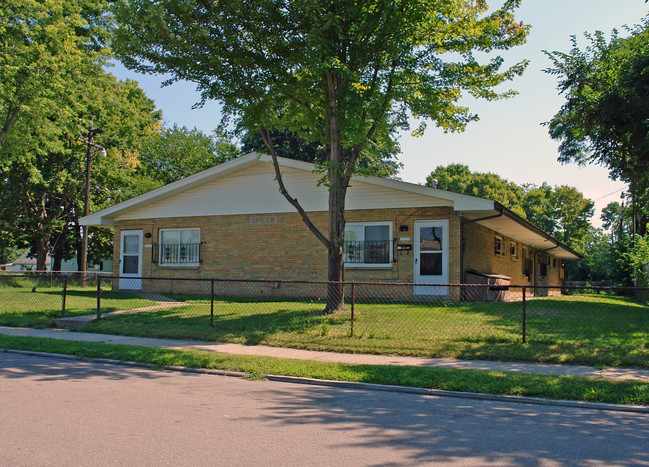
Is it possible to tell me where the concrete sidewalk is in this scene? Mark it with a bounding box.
[2,326,649,382]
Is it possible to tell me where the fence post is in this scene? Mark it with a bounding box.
[61,279,67,318]
[210,279,215,327]
[96,276,102,320]
[522,286,527,343]
[350,283,355,337]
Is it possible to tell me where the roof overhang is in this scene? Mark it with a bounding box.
[81,152,267,226]
[461,203,580,260]
[81,152,495,227]
[81,153,580,261]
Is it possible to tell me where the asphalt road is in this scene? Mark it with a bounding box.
[1,353,648,466]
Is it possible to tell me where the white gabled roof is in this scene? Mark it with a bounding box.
[81,152,494,225]
[80,152,579,260]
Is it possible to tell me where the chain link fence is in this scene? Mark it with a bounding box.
[1,272,648,366]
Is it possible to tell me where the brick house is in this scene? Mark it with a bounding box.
[80,153,579,298]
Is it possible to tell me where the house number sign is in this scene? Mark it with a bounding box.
[249,215,278,225]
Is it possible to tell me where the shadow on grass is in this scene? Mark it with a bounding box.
[71,293,649,368]
[0,288,155,327]
[82,304,345,345]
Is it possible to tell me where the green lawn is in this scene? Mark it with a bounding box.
[0,278,155,327]
[79,292,649,368]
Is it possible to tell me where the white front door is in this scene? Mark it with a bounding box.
[120,230,143,290]
[413,220,449,295]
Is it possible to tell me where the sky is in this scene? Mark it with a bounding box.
[109,1,649,227]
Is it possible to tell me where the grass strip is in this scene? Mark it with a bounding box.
[78,293,649,369]
[1,334,648,407]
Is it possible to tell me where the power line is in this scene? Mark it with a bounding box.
[594,188,624,201]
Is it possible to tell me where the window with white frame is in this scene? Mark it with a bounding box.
[510,241,518,260]
[344,222,392,267]
[159,228,200,265]
[495,236,505,256]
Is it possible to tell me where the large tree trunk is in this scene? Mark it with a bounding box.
[52,237,65,273]
[34,194,50,271]
[326,245,345,311]
[323,72,348,312]
[51,222,69,274]
[325,170,346,312]
[52,252,63,273]
[35,246,48,271]
[260,72,353,313]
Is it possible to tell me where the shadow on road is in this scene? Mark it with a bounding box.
[0,352,166,382]
[254,385,649,465]
[1,352,648,465]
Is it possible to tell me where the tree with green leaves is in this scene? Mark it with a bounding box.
[520,183,594,252]
[114,0,529,310]
[139,125,239,186]
[241,128,403,179]
[601,201,632,245]
[597,200,642,286]
[425,164,594,252]
[0,0,111,152]
[426,164,526,216]
[0,72,162,271]
[541,185,594,251]
[545,19,649,236]
[425,164,595,278]
[566,227,616,284]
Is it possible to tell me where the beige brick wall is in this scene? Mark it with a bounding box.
[462,222,564,293]
[113,207,461,285]
[112,207,563,298]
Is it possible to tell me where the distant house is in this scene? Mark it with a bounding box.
[80,153,579,298]
[50,256,113,274]
[1,250,50,271]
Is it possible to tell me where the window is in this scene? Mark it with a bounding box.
[344,222,392,267]
[494,236,505,256]
[522,246,532,277]
[540,262,547,278]
[510,241,518,260]
[158,228,200,265]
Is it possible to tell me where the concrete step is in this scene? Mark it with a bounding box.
[54,315,97,330]
[53,294,185,330]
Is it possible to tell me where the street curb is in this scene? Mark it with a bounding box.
[266,374,649,414]
[4,348,649,414]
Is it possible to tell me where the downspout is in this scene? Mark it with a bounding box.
[540,244,560,287]
[459,206,504,283]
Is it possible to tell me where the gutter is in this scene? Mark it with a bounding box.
[493,202,581,260]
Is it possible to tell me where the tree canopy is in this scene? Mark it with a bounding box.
[1,1,251,272]
[523,184,594,251]
[545,19,649,234]
[0,71,162,270]
[426,164,594,256]
[0,0,111,152]
[114,0,529,309]
[139,125,239,186]
[426,163,526,217]
[241,128,403,178]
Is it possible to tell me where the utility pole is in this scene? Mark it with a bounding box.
[80,116,104,287]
